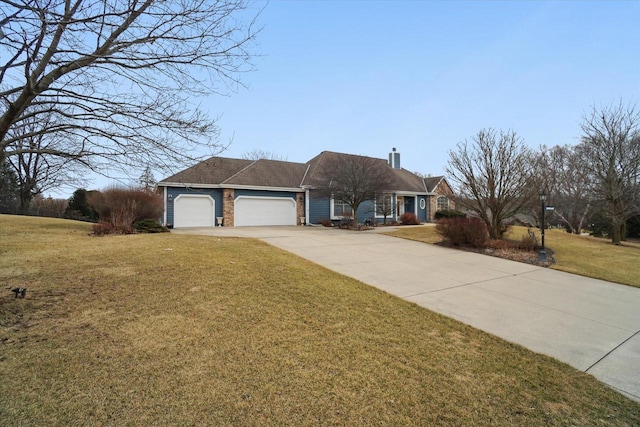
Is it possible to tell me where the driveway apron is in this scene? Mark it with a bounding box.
[173,226,640,401]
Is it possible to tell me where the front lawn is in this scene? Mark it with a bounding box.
[387,225,640,288]
[1,215,638,425]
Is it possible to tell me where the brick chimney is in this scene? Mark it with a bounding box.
[388,147,400,169]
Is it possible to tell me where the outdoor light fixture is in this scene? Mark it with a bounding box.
[227,193,233,200]
[167,194,173,201]
[539,190,547,262]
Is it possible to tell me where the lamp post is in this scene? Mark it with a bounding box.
[539,190,547,262]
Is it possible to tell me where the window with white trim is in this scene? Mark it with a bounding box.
[374,194,393,218]
[333,199,352,218]
[437,196,449,211]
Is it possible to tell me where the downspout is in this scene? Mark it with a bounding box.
[163,186,167,225]
[392,193,397,221]
[305,187,310,224]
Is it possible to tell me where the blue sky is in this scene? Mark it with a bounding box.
[55,0,640,195]
[214,0,639,174]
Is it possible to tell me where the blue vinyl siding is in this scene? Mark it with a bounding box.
[165,187,222,225]
[306,192,430,225]
[234,189,297,199]
[308,195,376,225]
[357,200,375,223]
[309,196,330,224]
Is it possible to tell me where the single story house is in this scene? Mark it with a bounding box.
[158,149,455,227]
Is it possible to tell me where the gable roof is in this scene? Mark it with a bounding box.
[160,151,441,194]
[160,157,306,189]
[302,151,426,193]
[424,176,444,193]
[224,159,309,188]
[423,176,453,195]
[161,157,254,185]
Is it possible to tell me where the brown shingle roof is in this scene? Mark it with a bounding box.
[160,157,254,185]
[160,151,434,193]
[160,156,308,188]
[424,176,443,193]
[389,168,428,193]
[224,159,309,188]
[302,151,426,192]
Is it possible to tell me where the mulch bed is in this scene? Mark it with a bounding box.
[437,240,555,267]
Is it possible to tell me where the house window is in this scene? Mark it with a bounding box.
[437,196,449,211]
[333,199,352,217]
[374,194,393,218]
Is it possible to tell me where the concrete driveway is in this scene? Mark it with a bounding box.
[172,225,640,401]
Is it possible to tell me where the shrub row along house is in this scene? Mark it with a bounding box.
[158,149,454,227]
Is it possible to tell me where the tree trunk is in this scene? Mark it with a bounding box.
[490,217,502,240]
[19,190,31,215]
[611,221,622,245]
[576,201,590,234]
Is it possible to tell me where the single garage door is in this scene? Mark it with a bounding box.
[235,196,297,226]
[174,195,215,228]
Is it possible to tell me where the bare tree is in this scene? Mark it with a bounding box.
[317,154,392,225]
[6,112,82,213]
[241,148,288,161]
[446,129,537,239]
[537,144,592,234]
[30,194,67,218]
[375,193,394,224]
[579,102,640,244]
[0,0,258,174]
[0,158,19,213]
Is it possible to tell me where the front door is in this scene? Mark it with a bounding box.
[396,195,404,218]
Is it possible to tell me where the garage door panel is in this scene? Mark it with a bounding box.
[174,195,215,228]
[235,197,296,227]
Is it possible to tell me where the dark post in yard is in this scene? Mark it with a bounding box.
[539,190,547,262]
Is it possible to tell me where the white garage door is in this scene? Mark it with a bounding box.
[235,196,297,227]
[174,195,215,228]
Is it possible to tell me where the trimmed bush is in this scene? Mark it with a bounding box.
[317,218,333,227]
[434,209,466,220]
[399,212,420,225]
[92,222,116,236]
[134,219,169,233]
[89,187,163,234]
[436,217,488,247]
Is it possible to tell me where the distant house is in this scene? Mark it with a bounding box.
[157,149,454,227]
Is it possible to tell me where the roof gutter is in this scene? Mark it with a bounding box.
[157,182,304,193]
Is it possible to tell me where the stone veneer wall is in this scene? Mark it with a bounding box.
[222,188,235,226]
[297,193,305,225]
[429,185,456,222]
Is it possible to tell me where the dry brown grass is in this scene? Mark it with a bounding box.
[386,224,442,243]
[387,224,640,288]
[505,226,640,288]
[1,215,639,426]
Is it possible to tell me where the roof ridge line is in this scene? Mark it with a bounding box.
[300,163,311,187]
[221,159,258,184]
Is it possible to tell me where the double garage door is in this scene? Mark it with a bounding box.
[173,195,296,227]
[235,196,297,227]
